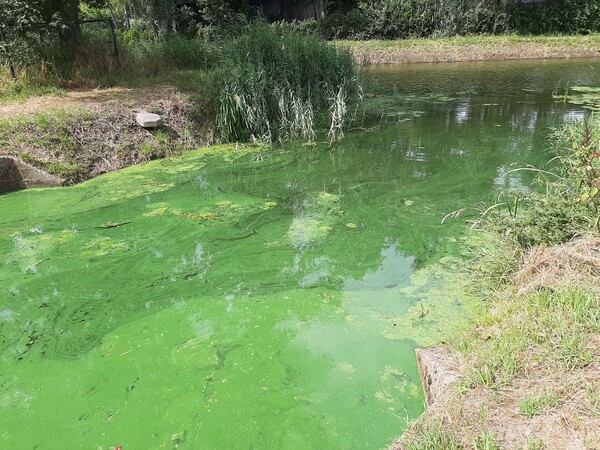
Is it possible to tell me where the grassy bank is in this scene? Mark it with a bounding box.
[0,88,208,183]
[0,23,358,182]
[393,113,600,448]
[340,34,600,64]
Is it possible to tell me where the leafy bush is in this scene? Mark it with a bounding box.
[316,0,600,39]
[268,19,322,37]
[319,9,373,40]
[509,0,600,35]
[318,0,507,39]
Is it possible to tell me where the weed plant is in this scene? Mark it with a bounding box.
[475,114,600,248]
[519,392,559,418]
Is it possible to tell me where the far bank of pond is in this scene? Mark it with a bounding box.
[0,58,598,449]
[341,34,600,64]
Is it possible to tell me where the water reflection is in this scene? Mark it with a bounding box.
[343,245,414,293]
[493,165,534,193]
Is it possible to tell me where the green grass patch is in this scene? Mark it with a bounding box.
[402,423,463,450]
[462,287,598,388]
[0,81,67,104]
[519,392,559,418]
[473,431,500,450]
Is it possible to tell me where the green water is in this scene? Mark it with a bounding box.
[1,59,598,449]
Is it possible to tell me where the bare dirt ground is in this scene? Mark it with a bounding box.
[0,85,176,120]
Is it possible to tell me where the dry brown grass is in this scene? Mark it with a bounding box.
[0,85,173,120]
[514,237,600,296]
[422,369,599,449]
[393,358,600,450]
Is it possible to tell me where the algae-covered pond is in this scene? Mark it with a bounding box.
[1,59,598,449]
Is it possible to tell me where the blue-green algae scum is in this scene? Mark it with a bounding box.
[1,59,598,449]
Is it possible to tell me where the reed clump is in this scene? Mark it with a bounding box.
[215,22,358,143]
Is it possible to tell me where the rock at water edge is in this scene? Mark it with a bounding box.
[0,156,63,194]
[415,347,459,407]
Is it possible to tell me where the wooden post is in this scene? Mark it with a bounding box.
[109,19,120,62]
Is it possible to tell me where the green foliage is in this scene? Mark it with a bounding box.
[0,0,42,31]
[561,116,600,217]
[316,0,600,39]
[197,0,247,26]
[461,287,598,390]
[319,9,372,39]
[214,21,357,143]
[522,436,546,450]
[315,0,512,39]
[126,35,217,70]
[0,81,65,103]
[268,19,322,37]
[473,431,499,450]
[509,0,600,35]
[491,191,592,248]
[0,0,42,68]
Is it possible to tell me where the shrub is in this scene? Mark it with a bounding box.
[268,19,322,37]
[316,0,600,39]
[319,9,373,40]
[509,0,600,35]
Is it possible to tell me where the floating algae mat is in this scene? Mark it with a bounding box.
[559,86,600,111]
[1,59,598,449]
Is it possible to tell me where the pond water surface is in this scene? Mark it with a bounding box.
[0,59,598,449]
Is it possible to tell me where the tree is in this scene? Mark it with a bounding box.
[40,0,81,44]
[0,0,43,32]
[0,0,43,72]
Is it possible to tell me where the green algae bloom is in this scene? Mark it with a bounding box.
[0,59,591,449]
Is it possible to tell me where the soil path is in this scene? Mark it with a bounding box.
[0,85,175,120]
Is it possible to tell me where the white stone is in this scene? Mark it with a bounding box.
[136,112,163,128]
